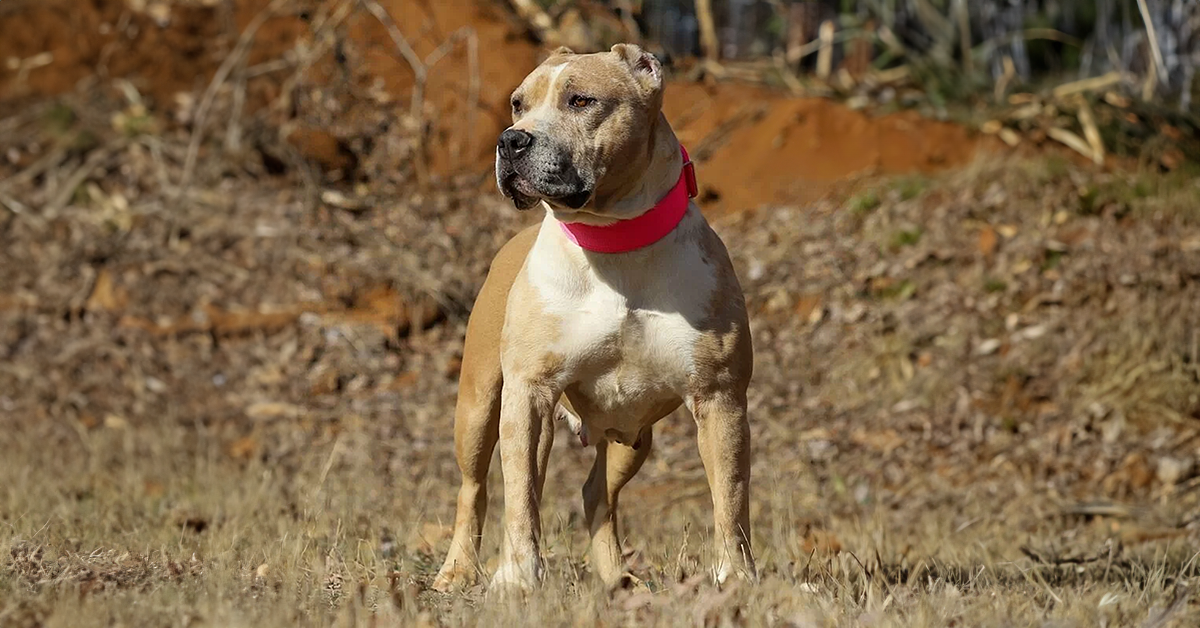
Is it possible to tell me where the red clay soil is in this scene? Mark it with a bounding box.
[0,0,996,212]
[0,0,307,102]
[664,82,1001,214]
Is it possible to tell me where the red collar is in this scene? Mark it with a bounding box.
[558,146,698,254]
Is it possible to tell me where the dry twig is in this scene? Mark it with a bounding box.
[359,0,426,119]
[817,20,835,80]
[1052,71,1124,99]
[180,0,290,193]
[1047,127,1097,163]
[1076,99,1105,165]
[1135,0,1167,92]
[44,140,129,217]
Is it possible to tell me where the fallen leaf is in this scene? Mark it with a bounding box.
[794,293,823,324]
[228,436,259,460]
[976,339,1002,356]
[978,226,998,258]
[86,269,129,313]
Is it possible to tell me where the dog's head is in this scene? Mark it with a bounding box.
[496,44,665,215]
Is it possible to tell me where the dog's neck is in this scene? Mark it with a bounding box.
[546,113,683,227]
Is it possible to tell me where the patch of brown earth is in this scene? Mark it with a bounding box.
[0,0,306,102]
[0,0,538,177]
[1,0,999,209]
[665,82,1002,214]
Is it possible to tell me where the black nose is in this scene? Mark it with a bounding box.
[498,129,534,160]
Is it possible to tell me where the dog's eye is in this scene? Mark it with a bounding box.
[511,97,523,113]
[568,95,595,109]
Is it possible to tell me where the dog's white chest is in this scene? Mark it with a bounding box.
[524,216,717,428]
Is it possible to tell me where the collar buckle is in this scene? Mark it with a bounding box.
[682,158,698,199]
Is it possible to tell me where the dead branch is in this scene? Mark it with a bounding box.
[0,189,29,215]
[273,0,355,116]
[1047,127,1097,163]
[224,53,250,155]
[0,144,69,193]
[1052,71,1124,99]
[0,102,51,138]
[1019,545,1104,566]
[44,139,129,217]
[359,0,425,118]
[466,29,480,156]
[1076,98,1105,165]
[423,27,474,69]
[694,0,720,63]
[1135,0,1167,88]
[817,20,835,80]
[180,0,289,194]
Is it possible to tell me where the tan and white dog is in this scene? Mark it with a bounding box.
[433,44,755,592]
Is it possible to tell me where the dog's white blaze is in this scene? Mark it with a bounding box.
[518,61,572,130]
[525,209,715,431]
[546,62,570,96]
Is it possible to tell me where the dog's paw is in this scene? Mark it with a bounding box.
[487,559,542,595]
[431,561,477,592]
[713,562,759,587]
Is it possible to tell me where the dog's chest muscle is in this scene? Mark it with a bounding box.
[530,237,714,424]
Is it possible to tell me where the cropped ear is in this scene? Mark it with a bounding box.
[611,43,663,92]
[538,46,575,64]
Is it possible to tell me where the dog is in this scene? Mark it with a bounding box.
[432,44,755,592]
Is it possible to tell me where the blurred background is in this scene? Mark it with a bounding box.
[2,1,1200,625]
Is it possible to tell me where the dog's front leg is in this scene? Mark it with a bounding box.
[690,389,756,584]
[490,378,556,592]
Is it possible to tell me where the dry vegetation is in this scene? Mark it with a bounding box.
[3,1,1200,626]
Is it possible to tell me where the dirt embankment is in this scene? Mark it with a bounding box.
[0,0,996,211]
[664,83,998,213]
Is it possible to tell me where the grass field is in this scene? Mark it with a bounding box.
[2,2,1200,623]
[4,127,1200,625]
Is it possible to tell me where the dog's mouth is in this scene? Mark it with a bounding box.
[499,172,540,210]
[498,170,592,211]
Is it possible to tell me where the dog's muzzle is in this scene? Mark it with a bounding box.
[496,131,592,211]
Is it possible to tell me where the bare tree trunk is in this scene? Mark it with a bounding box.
[695,0,719,63]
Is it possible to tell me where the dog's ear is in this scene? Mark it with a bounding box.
[611,43,662,92]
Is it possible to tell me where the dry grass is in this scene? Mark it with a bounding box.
[2,408,1200,626]
[3,111,1200,623]
[3,19,1200,622]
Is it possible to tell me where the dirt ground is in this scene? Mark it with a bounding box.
[3,1,1200,626]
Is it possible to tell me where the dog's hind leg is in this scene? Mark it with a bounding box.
[583,427,652,588]
[691,391,756,584]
